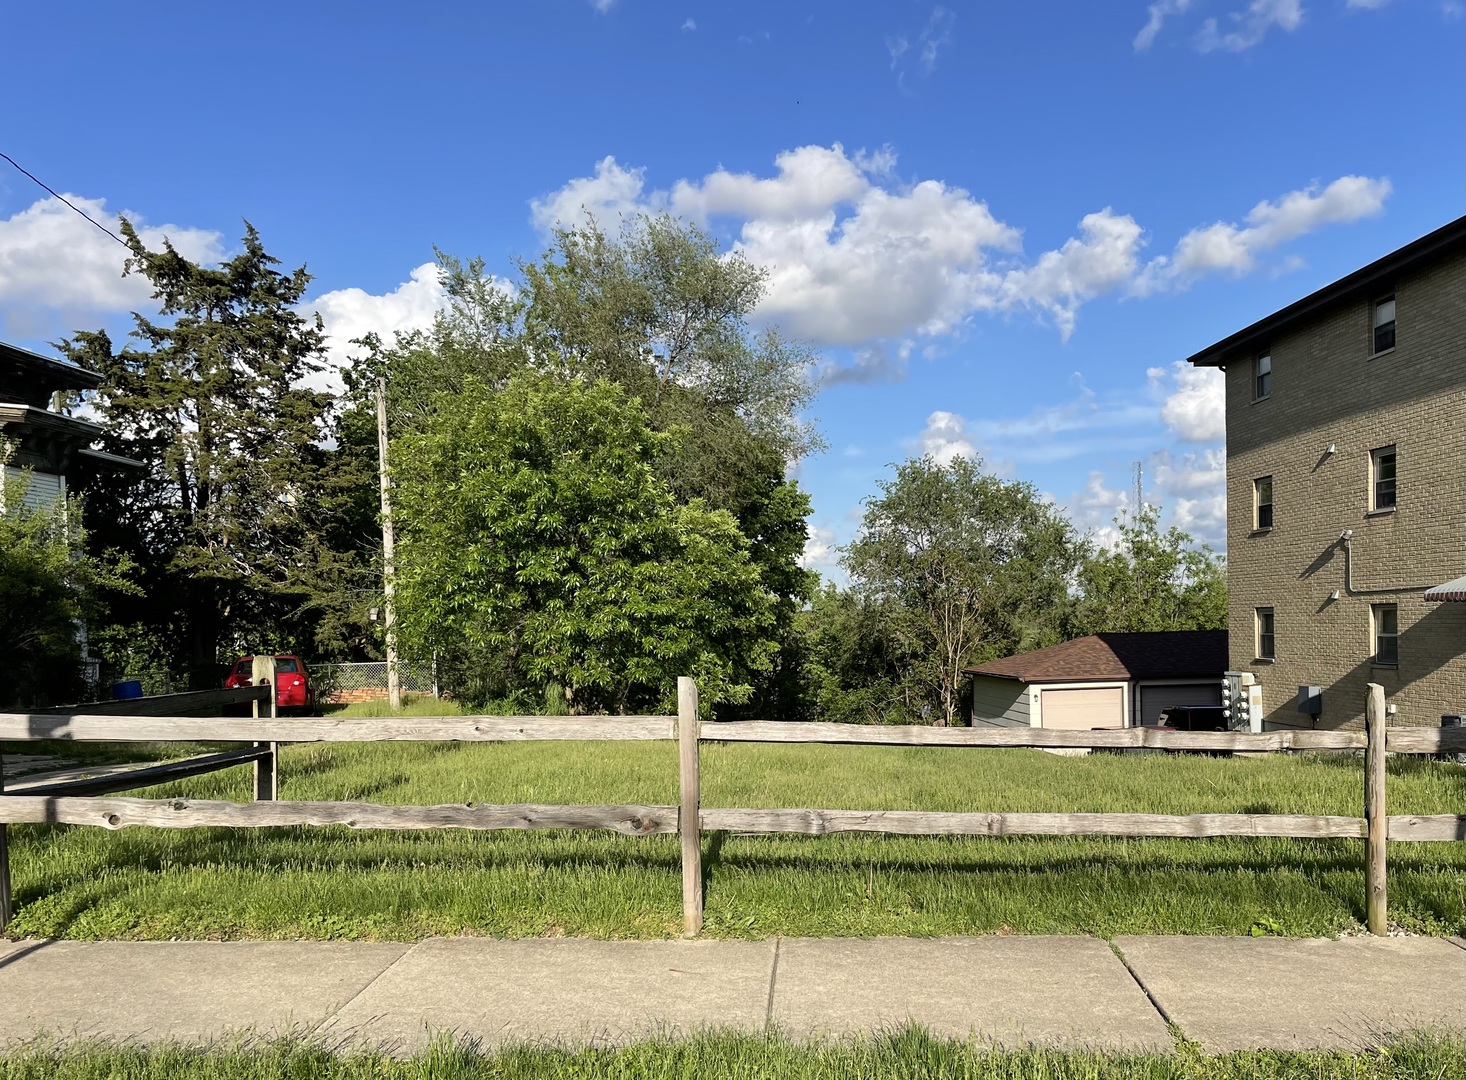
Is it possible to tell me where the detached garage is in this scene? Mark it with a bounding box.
[964,631,1227,729]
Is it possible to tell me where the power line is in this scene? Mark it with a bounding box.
[0,150,129,248]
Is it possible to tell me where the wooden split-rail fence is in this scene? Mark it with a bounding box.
[1,678,1463,936]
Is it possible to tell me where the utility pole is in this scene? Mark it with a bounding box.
[376,378,401,711]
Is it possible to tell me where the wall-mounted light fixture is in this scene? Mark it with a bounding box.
[1325,443,1336,456]
[1329,590,1340,602]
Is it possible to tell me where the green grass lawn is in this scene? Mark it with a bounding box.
[3,709,1462,940]
[2,1030,1463,1080]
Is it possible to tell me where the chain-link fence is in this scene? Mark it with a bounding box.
[312,660,438,704]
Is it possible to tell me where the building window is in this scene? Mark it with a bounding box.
[1373,296,1396,354]
[1256,608,1275,660]
[1254,353,1271,399]
[1372,604,1398,666]
[1371,445,1397,511]
[1254,476,1273,530]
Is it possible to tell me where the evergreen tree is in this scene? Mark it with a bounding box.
[61,222,337,679]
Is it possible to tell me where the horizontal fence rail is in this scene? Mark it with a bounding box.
[2,678,1463,936]
[0,797,680,836]
[0,714,677,744]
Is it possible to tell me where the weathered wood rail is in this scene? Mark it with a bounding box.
[1,678,1462,935]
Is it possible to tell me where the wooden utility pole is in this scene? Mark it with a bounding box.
[377,379,401,711]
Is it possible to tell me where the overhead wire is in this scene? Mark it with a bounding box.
[1,150,130,248]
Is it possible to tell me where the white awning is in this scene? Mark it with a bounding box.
[1424,574,1466,602]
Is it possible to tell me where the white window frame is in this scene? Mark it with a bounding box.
[1255,607,1275,661]
[1372,296,1396,355]
[1371,603,1398,667]
[1253,353,1271,400]
[1253,476,1273,530]
[1370,445,1397,512]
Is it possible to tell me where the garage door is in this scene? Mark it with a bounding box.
[1138,683,1222,727]
[1039,687,1124,729]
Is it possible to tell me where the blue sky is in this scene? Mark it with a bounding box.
[2,0,1462,573]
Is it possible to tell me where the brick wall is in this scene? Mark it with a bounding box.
[1225,251,1466,729]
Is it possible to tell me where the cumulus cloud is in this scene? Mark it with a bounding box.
[305,263,451,391]
[1134,0,1195,50]
[1197,0,1304,52]
[1150,361,1225,442]
[1137,175,1391,290]
[681,18,696,31]
[589,0,616,12]
[916,410,979,466]
[529,156,654,234]
[534,150,1392,348]
[1152,449,1228,544]
[799,523,840,570]
[0,194,224,332]
[999,209,1146,340]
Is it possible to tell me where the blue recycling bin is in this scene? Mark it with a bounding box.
[110,680,144,700]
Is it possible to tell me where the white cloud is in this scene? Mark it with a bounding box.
[1197,0,1304,52]
[670,144,870,222]
[529,156,655,233]
[1138,175,1391,289]
[1346,0,1390,8]
[917,410,978,466]
[998,210,1146,340]
[1152,450,1228,545]
[682,18,696,31]
[535,152,1392,347]
[1150,361,1225,442]
[589,0,617,12]
[799,523,840,570]
[887,6,956,90]
[1134,0,1195,50]
[0,194,224,328]
[1069,471,1133,548]
[305,263,450,392]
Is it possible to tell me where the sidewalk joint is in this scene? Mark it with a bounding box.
[763,937,781,1032]
[308,941,420,1043]
[1106,940,1185,1044]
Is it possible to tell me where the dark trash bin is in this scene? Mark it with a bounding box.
[110,680,143,700]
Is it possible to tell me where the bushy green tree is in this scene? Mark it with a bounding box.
[1073,505,1226,634]
[392,374,777,714]
[0,464,128,708]
[843,455,1082,726]
[797,583,915,724]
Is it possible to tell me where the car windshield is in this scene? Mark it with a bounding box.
[275,658,299,674]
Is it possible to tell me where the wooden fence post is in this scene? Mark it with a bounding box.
[678,676,702,937]
[1364,682,1388,936]
[251,656,278,803]
[0,749,11,931]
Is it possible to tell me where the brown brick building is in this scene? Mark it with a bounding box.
[1188,217,1466,730]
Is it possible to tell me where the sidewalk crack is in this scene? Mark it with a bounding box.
[763,937,781,1033]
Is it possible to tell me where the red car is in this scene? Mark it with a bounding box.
[224,654,320,715]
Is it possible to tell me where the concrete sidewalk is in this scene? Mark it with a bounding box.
[0,935,1461,1055]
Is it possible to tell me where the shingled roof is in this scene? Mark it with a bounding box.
[964,631,1227,684]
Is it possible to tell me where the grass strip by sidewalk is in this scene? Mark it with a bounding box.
[1,1030,1462,1080]
[4,735,1462,940]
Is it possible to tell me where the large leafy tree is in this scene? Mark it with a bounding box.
[344,217,820,714]
[842,455,1082,726]
[60,222,337,679]
[392,374,777,713]
[1073,505,1226,634]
